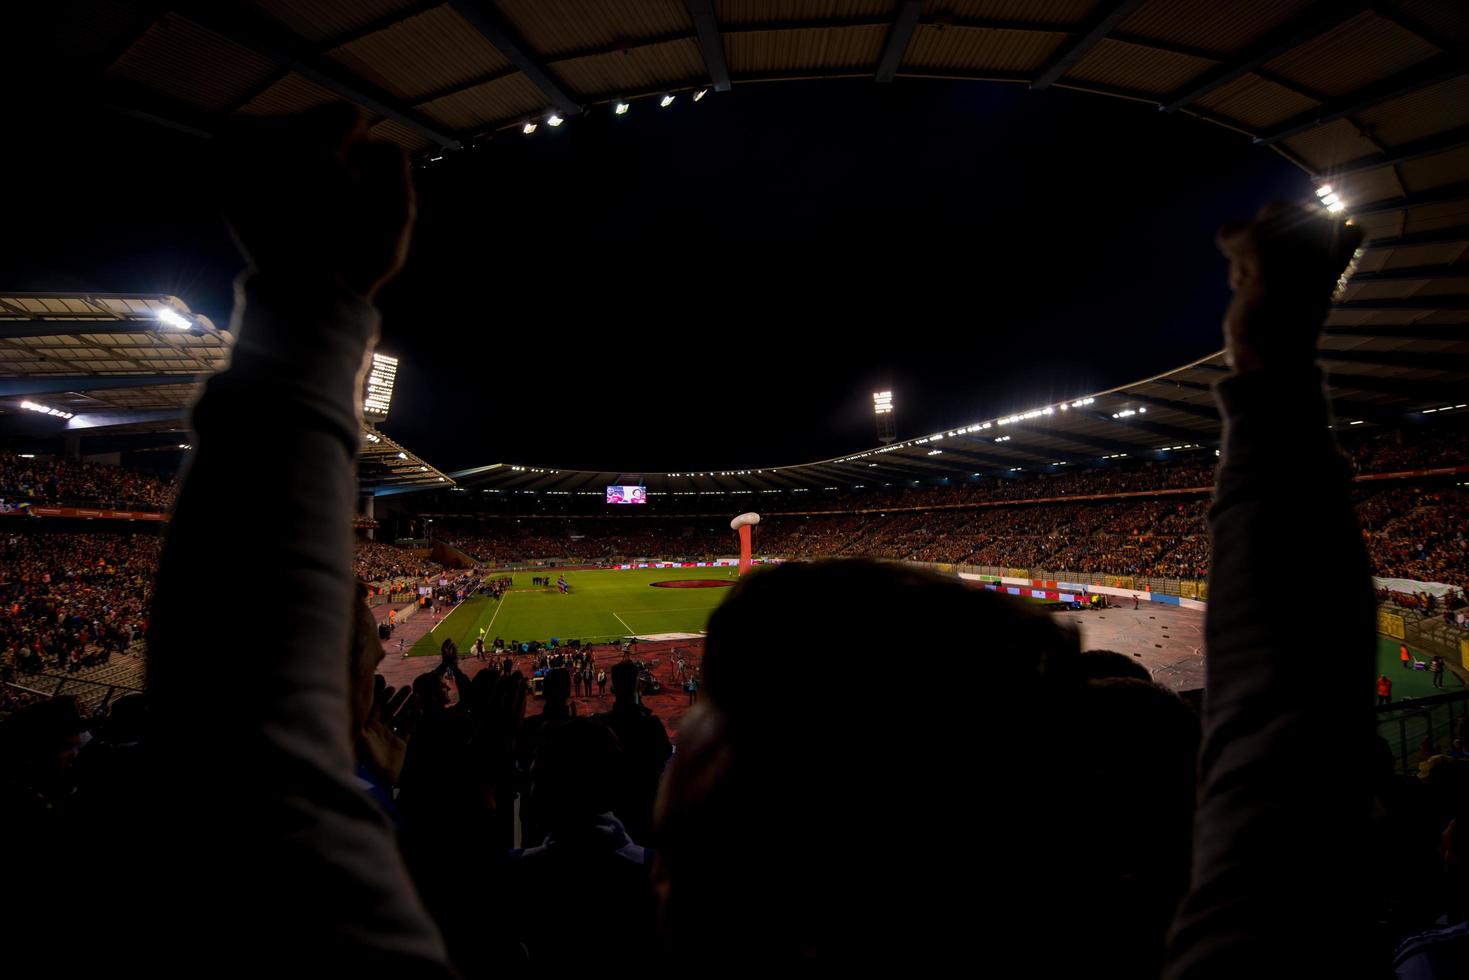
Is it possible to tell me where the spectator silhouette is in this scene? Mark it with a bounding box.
[594,658,672,845]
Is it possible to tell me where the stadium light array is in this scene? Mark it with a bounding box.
[363,353,398,420]
[872,391,893,415]
[20,400,74,420]
[614,101,630,115]
[1316,183,1347,214]
[397,452,408,460]
[692,88,708,102]
[660,94,675,107]
[156,307,191,330]
[927,449,943,456]
[546,113,564,127]
[522,121,537,134]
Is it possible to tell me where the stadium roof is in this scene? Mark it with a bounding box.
[445,339,1469,495]
[0,291,454,492]
[41,1,1469,489]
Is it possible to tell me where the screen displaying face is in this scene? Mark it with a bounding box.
[606,485,646,505]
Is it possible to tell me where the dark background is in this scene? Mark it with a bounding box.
[2,77,1305,472]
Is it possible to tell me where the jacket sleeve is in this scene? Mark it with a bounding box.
[1164,366,1376,978]
[146,274,453,973]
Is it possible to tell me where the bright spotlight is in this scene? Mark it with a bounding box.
[1315,184,1333,198]
[522,121,537,134]
[660,94,675,107]
[614,101,630,115]
[692,88,707,102]
[546,113,564,127]
[156,308,191,330]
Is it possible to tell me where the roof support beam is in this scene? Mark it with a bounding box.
[944,432,1089,465]
[876,1,924,83]
[1347,181,1469,216]
[448,1,581,115]
[175,5,461,148]
[316,1,449,52]
[1326,398,1420,426]
[1038,428,1164,456]
[1362,225,1469,249]
[1324,123,1469,178]
[0,375,206,397]
[1085,411,1214,445]
[1326,371,1467,404]
[65,409,182,431]
[1031,0,1148,90]
[1124,392,1221,421]
[1161,1,1371,111]
[974,439,1093,465]
[1344,263,1467,283]
[1319,349,1469,372]
[1327,324,1469,342]
[939,442,1035,469]
[0,321,175,341]
[1256,53,1469,146]
[684,0,732,92]
[1333,295,1469,311]
[769,468,823,489]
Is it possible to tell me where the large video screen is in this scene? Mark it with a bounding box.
[606,485,647,505]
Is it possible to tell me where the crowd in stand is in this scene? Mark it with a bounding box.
[436,481,1466,589]
[0,452,175,511]
[1360,486,1469,586]
[0,531,157,681]
[353,540,442,584]
[1353,428,1469,474]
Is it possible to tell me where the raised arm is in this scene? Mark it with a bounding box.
[145,106,451,973]
[1165,206,1373,978]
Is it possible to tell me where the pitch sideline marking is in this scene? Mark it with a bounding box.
[429,595,469,634]
[483,592,508,637]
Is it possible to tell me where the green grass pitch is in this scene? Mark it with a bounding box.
[408,567,740,656]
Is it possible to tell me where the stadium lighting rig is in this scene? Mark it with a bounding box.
[873,391,896,445]
[1315,184,1347,214]
[155,307,192,330]
[660,94,675,107]
[363,352,399,421]
[20,400,74,420]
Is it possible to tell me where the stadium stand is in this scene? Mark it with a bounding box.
[352,540,441,585]
[0,451,175,510]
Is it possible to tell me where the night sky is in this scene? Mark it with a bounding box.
[4,78,1305,473]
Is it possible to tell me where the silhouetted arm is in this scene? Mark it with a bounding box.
[1166,207,1373,978]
